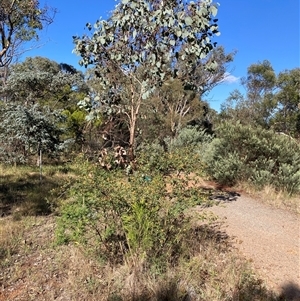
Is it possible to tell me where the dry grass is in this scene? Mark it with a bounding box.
[0,215,280,301]
[235,182,300,215]
[0,218,26,264]
[0,164,285,301]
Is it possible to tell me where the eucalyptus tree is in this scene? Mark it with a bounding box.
[219,89,247,122]
[220,60,277,128]
[0,0,56,85]
[240,60,277,127]
[145,78,198,137]
[2,56,88,107]
[220,62,300,137]
[73,0,220,159]
[144,46,235,137]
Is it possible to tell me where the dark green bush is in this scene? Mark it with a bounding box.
[204,122,300,194]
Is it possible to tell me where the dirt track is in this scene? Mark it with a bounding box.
[206,194,300,300]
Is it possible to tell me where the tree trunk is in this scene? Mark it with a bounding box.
[128,112,136,161]
[127,81,142,161]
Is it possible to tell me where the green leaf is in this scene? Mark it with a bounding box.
[160,72,166,80]
[86,23,92,30]
[142,91,150,100]
[130,2,137,9]
[176,29,182,37]
[98,37,106,45]
[151,53,156,63]
[200,52,207,59]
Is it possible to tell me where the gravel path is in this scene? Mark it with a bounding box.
[206,194,300,299]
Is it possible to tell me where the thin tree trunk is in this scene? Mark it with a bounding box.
[127,81,142,161]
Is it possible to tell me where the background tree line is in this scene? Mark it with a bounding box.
[0,56,298,164]
[0,0,299,196]
[220,60,300,138]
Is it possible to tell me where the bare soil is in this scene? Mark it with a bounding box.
[204,193,300,300]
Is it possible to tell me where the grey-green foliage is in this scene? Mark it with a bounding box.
[73,0,220,156]
[74,0,219,86]
[2,57,88,106]
[203,140,244,186]
[136,141,167,172]
[136,126,212,175]
[165,126,213,151]
[136,138,205,176]
[204,122,300,194]
[0,104,67,164]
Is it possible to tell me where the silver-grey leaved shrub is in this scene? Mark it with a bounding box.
[0,104,67,164]
[165,126,213,152]
[203,122,300,194]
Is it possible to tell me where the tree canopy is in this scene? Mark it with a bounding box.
[0,0,56,84]
[0,0,56,66]
[1,56,88,106]
[220,61,300,138]
[73,0,221,158]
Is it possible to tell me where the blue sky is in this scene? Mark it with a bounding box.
[23,0,299,111]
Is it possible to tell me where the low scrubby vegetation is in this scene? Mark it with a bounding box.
[1,121,299,300]
[1,141,288,300]
[203,123,300,192]
[1,120,300,298]
[202,122,300,211]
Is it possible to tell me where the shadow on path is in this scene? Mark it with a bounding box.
[279,282,300,301]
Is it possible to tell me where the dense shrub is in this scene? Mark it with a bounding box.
[56,154,209,267]
[136,137,205,176]
[165,126,213,151]
[204,122,300,194]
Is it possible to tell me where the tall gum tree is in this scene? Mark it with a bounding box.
[73,0,220,159]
